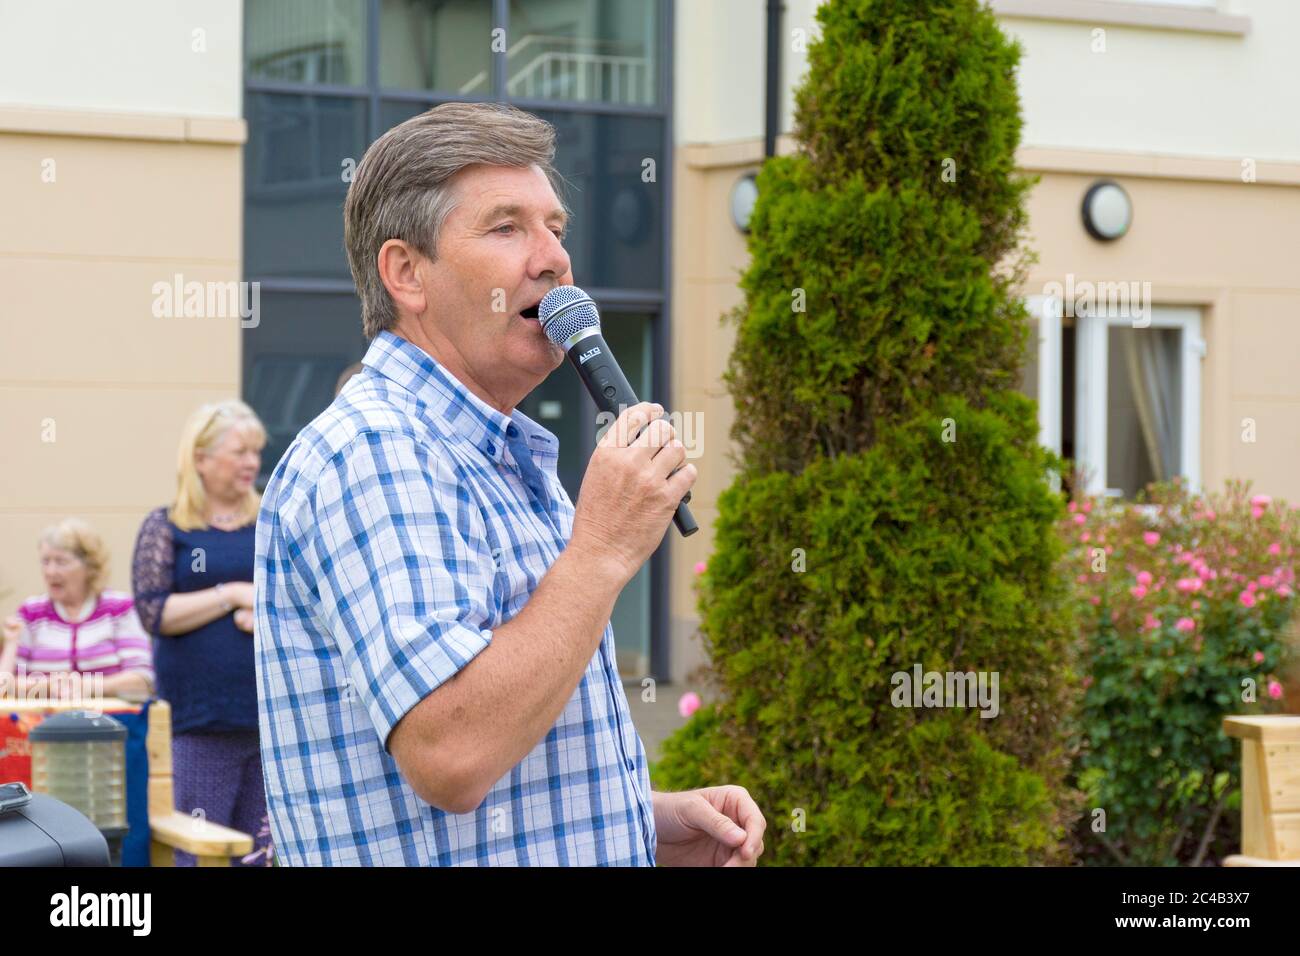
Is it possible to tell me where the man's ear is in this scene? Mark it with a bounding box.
[377,239,429,319]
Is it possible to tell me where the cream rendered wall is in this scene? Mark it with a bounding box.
[0,0,241,118]
[0,0,245,615]
[1000,0,1300,161]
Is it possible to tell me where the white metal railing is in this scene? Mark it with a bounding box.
[510,51,649,103]
[459,33,652,105]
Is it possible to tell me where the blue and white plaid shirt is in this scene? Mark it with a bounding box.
[254,330,657,865]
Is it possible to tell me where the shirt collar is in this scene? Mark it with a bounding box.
[361,330,557,464]
[54,594,97,624]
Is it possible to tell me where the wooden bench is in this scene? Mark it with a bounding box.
[145,699,255,866]
[1222,715,1300,866]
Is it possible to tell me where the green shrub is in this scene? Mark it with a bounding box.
[653,0,1078,865]
[1064,481,1298,865]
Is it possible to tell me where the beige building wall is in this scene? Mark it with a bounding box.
[0,0,245,616]
[0,111,246,614]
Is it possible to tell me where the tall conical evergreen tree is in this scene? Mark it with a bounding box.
[653,0,1078,865]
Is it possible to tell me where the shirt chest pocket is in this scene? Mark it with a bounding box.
[482,511,565,622]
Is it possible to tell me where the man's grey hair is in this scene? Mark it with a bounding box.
[344,102,567,340]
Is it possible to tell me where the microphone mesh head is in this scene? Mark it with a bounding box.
[540,286,600,347]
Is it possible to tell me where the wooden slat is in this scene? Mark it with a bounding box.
[146,700,172,775]
[151,811,253,857]
[1223,715,1300,742]
[1223,854,1300,867]
[146,699,174,819]
[1240,742,1268,858]
[1274,812,1300,860]
[1264,744,1300,813]
[150,839,175,868]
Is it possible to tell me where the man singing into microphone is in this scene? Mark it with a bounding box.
[253,102,765,866]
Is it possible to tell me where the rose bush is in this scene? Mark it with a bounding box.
[1064,479,1297,865]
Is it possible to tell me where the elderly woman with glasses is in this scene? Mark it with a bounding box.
[131,399,270,866]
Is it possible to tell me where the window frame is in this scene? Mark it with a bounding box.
[1029,296,1204,497]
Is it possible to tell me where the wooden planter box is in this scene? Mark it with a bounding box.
[1222,715,1300,866]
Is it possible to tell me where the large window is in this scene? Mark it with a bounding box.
[242,0,671,679]
[1024,295,1203,498]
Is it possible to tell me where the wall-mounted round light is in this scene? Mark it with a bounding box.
[730,172,759,233]
[1081,180,1132,241]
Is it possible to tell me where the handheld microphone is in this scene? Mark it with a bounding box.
[539,286,698,537]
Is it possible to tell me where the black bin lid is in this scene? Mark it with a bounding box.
[28,711,126,742]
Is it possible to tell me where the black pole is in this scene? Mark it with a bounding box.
[764,0,784,158]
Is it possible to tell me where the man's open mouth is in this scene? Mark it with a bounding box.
[520,302,541,320]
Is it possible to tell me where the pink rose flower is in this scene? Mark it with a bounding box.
[1204,509,1216,521]
[1176,617,1196,633]
[1252,506,1265,520]
[1253,651,1266,664]
[1081,531,1092,543]
[693,561,707,574]
[1082,500,1093,514]
[1073,514,1086,526]
[1143,531,1160,547]
[1137,571,1153,587]
[1267,681,1284,700]
[1068,500,1077,513]
[1259,575,1276,589]
[1176,578,1202,594]
[1251,494,1272,509]
[1090,596,1101,606]
[1130,585,1147,600]
[1240,590,1257,608]
[1142,614,1160,632]
[678,692,702,718]
[1268,542,1282,557]
[1278,585,1294,598]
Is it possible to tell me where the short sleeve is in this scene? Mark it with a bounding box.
[131,507,175,636]
[307,431,496,753]
[112,602,155,687]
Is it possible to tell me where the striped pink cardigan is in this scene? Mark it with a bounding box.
[14,589,154,684]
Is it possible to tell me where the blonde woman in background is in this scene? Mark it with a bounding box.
[1,518,153,700]
[130,399,270,866]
